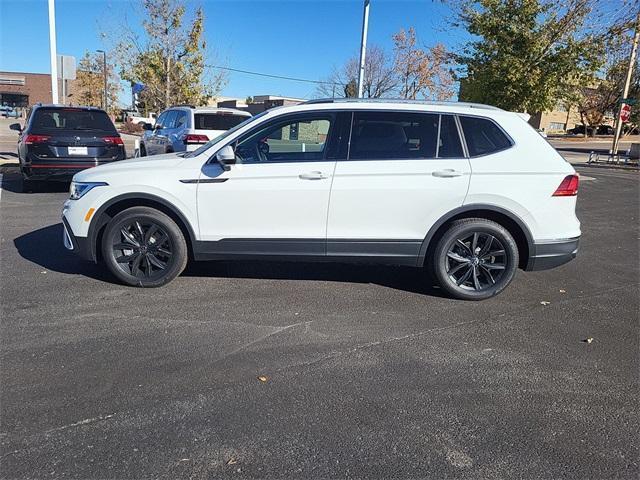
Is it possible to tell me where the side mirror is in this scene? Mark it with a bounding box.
[153,123,162,130]
[215,145,235,171]
[9,123,21,132]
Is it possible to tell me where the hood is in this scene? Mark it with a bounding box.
[73,152,186,182]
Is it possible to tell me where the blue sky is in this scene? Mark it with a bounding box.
[0,0,629,105]
[0,0,464,104]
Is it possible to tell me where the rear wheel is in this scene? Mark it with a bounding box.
[139,143,147,157]
[101,207,188,287]
[432,219,519,300]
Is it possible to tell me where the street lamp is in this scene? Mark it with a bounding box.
[96,49,107,111]
[356,0,371,99]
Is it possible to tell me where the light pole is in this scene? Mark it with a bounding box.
[48,0,59,103]
[96,49,108,111]
[356,0,370,99]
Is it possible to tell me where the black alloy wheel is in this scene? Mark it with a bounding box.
[102,207,188,287]
[433,218,519,300]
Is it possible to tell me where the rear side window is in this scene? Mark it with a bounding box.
[31,108,116,134]
[459,116,512,156]
[195,113,249,131]
[349,111,463,160]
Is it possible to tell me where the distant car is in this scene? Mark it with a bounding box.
[596,125,614,135]
[140,106,251,156]
[568,125,595,136]
[536,128,547,138]
[10,104,126,192]
[1,105,19,118]
[126,111,157,126]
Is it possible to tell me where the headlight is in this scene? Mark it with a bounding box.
[69,181,108,200]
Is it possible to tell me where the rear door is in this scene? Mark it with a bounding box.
[326,110,471,260]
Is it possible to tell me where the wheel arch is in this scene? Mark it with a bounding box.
[418,204,534,270]
[86,193,197,263]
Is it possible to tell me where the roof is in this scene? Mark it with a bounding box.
[32,104,106,111]
[304,98,502,111]
[169,105,251,115]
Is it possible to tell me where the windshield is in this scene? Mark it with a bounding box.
[183,111,268,158]
[31,108,116,135]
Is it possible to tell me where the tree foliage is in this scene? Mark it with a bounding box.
[111,0,226,112]
[455,0,604,113]
[316,28,454,100]
[74,51,121,115]
[393,28,454,100]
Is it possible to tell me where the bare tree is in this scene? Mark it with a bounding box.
[393,27,454,101]
[316,45,397,98]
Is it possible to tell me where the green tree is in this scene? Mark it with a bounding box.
[111,0,226,112]
[74,51,121,115]
[455,0,604,113]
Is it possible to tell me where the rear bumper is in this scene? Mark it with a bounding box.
[23,155,126,181]
[525,237,580,271]
[62,215,94,262]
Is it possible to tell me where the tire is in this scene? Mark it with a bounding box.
[432,218,519,300]
[101,207,188,287]
[139,144,147,157]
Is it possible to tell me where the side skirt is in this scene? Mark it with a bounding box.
[193,238,422,266]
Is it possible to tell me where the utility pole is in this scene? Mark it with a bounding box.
[611,11,640,158]
[96,50,108,111]
[356,0,370,99]
[48,0,59,104]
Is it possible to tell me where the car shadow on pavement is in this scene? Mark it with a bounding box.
[0,173,69,194]
[184,260,445,296]
[13,223,111,282]
[14,224,444,296]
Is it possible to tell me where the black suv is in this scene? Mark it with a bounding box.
[10,105,126,192]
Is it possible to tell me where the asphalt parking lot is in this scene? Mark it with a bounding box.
[0,167,638,479]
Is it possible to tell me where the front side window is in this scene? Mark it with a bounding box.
[349,111,463,160]
[234,115,333,164]
[161,111,178,129]
[459,116,512,156]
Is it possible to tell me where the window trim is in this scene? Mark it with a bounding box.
[345,110,467,162]
[217,111,339,165]
[457,113,515,158]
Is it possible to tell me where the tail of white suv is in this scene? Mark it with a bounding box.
[62,99,580,300]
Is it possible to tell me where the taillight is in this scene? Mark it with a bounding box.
[103,136,124,145]
[182,134,209,144]
[24,134,51,144]
[553,174,579,196]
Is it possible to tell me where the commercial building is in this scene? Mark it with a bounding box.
[0,71,82,111]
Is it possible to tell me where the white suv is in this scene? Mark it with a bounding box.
[62,100,580,300]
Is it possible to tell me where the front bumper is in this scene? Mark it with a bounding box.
[525,237,580,271]
[62,215,94,262]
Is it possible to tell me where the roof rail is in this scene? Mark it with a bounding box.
[303,98,502,110]
[170,104,197,108]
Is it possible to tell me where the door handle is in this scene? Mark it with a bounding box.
[432,169,463,178]
[299,171,328,180]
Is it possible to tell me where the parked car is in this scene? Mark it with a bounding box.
[11,104,126,192]
[139,106,251,156]
[596,125,614,135]
[568,125,595,136]
[1,105,20,118]
[62,99,580,300]
[125,111,157,127]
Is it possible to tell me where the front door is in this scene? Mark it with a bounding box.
[196,112,347,257]
[326,110,472,261]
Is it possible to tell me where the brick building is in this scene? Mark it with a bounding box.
[0,71,82,110]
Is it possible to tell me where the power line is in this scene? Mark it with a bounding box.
[206,64,342,86]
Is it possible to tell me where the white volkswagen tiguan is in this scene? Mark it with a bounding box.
[62,100,580,300]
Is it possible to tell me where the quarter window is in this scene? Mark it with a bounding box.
[459,116,512,156]
[349,112,463,160]
[234,115,333,163]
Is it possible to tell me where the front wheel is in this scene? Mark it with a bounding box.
[432,219,519,300]
[101,207,188,287]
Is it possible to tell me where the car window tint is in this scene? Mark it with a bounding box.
[174,111,188,128]
[437,115,464,158]
[349,111,439,160]
[30,108,116,134]
[235,115,332,163]
[195,113,250,130]
[155,112,168,128]
[460,116,511,156]
[162,111,178,129]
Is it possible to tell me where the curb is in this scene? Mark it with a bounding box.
[573,162,639,172]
